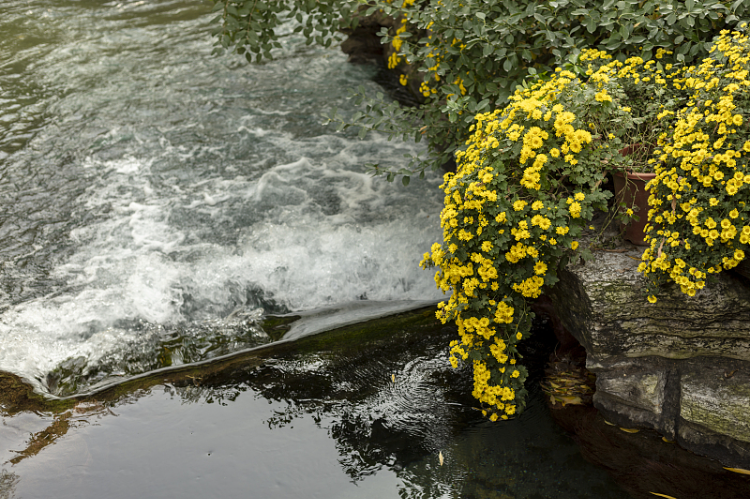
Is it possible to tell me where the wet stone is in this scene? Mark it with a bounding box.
[596,367,666,415]
[680,359,750,445]
[549,247,750,468]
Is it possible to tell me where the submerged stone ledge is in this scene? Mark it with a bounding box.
[0,306,442,416]
[548,245,750,468]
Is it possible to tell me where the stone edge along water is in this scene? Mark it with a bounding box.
[0,306,442,416]
[548,245,750,470]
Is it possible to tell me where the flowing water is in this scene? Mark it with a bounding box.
[0,1,639,498]
[0,0,444,396]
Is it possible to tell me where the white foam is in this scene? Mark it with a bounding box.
[0,135,445,387]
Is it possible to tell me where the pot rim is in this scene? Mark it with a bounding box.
[613,169,657,181]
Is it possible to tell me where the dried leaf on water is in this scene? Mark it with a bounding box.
[724,467,750,475]
[619,427,640,433]
[558,395,583,405]
[438,451,444,466]
[649,493,677,499]
[390,374,395,383]
[542,354,595,407]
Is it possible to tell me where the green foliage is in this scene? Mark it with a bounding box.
[210,0,749,182]
[208,0,357,62]
[373,0,749,179]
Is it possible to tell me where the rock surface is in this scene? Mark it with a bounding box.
[339,9,426,104]
[339,10,396,64]
[548,246,750,468]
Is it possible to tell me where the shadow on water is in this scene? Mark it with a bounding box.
[549,404,750,499]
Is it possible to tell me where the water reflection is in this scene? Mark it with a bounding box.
[3,315,630,498]
[4,309,749,499]
[550,405,750,499]
[6,309,750,498]
[149,321,631,499]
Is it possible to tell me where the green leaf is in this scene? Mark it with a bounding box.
[402,175,410,186]
[619,24,629,40]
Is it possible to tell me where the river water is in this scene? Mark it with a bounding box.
[0,1,639,498]
[0,0,445,395]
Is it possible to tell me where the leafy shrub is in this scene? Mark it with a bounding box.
[210,0,749,183]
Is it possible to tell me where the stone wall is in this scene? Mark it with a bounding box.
[548,247,750,469]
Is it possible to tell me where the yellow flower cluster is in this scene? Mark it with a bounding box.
[387,19,409,70]
[420,64,619,419]
[472,359,517,420]
[512,275,545,298]
[639,26,750,299]
[386,12,461,100]
[579,47,688,175]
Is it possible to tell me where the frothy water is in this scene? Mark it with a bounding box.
[0,0,444,394]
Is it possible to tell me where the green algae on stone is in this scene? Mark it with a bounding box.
[680,368,750,445]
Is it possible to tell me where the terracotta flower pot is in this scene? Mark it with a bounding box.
[613,170,657,246]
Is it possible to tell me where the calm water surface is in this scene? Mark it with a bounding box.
[2,319,631,499]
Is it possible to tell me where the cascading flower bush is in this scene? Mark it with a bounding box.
[640,25,750,301]
[419,67,637,419]
[422,25,750,421]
